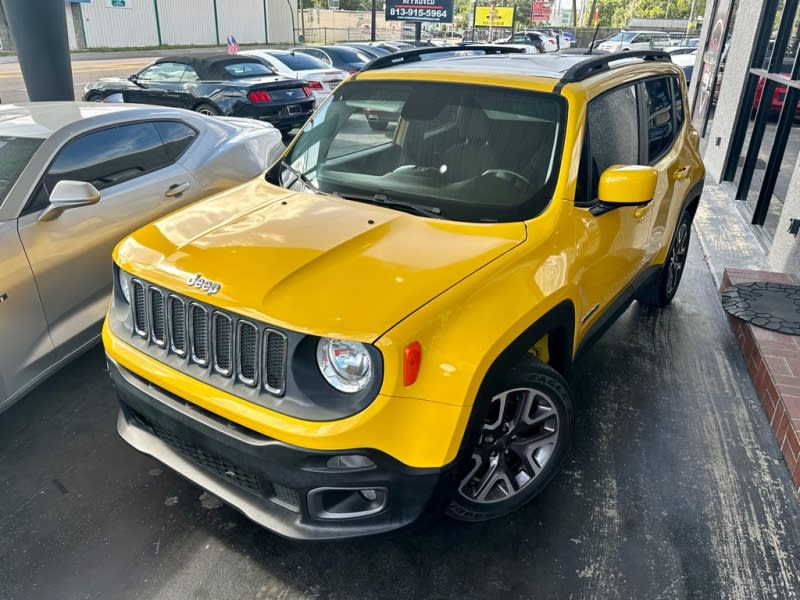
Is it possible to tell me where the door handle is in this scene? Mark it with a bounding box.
[165,182,190,197]
[674,166,691,181]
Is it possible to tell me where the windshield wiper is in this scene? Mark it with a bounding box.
[338,192,442,219]
[280,160,320,194]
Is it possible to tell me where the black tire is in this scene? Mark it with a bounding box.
[85,92,103,102]
[637,208,693,307]
[446,356,573,522]
[368,119,388,131]
[194,102,221,116]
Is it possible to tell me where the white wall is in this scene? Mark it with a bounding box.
[218,0,268,44]
[79,0,160,48]
[267,0,296,44]
[158,0,217,46]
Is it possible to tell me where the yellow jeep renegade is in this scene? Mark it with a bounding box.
[103,47,705,540]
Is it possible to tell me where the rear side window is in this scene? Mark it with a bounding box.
[581,84,640,201]
[154,121,197,161]
[643,77,675,162]
[44,123,172,191]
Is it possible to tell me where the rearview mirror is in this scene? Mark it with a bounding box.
[38,180,101,222]
[598,165,658,205]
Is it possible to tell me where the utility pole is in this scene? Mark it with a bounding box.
[371,0,376,40]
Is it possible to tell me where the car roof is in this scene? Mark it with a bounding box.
[153,53,265,79]
[0,102,203,139]
[356,49,680,89]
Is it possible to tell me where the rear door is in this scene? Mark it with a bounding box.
[17,121,205,355]
[640,75,697,261]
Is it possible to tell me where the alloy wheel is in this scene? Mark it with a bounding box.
[457,387,559,504]
[665,220,690,297]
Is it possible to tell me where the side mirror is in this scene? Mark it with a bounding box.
[597,165,658,206]
[128,74,138,83]
[38,180,101,222]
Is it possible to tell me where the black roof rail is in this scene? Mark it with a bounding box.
[361,45,526,72]
[559,50,672,84]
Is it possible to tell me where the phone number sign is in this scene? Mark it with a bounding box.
[385,0,454,23]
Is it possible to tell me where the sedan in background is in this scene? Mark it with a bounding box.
[240,49,347,101]
[0,102,284,413]
[337,42,392,59]
[82,54,315,135]
[289,45,372,74]
[495,31,550,53]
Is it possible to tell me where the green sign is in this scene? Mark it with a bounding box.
[106,0,132,8]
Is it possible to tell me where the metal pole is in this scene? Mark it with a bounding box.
[1,0,74,101]
[371,0,376,41]
[686,0,697,37]
[286,0,296,46]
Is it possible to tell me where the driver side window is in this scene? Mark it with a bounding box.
[577,84,640,204]
[138,62,186,82]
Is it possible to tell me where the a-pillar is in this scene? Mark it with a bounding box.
[1,0,74,101]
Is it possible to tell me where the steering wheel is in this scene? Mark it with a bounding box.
[481,169,532,186]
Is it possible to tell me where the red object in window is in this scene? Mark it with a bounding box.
[347,68,359,75]
[247,90,272,103]
[403,341,422,387]
[307,80,324,90]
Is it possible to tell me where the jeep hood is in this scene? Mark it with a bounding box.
[116,179,526,342]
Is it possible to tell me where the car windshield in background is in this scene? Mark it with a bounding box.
[609,32,637,42]
[0,136,42,207]
[281,81,565,223]
[223,62,274,77]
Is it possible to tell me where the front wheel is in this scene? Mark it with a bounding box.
[446,357,573,522]
[637,208,693,307]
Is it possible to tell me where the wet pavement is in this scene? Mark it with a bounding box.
[2,231,800,600]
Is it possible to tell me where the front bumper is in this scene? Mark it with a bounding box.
[108,356,450,540]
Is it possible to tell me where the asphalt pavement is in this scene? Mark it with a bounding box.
[2,223,800,599]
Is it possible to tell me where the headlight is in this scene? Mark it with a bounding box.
[118,269,131,304]
[316,338,372,393]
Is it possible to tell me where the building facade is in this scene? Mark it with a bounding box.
[693,0,800,272]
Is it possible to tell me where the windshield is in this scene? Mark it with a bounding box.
[608,32,637,42]
[0,136,42,208]
[276,81,566,223]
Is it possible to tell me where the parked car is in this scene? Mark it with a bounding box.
[669,49,697,86]
[496,31,549,53]
[104,47,704,540]
[530,28,570,50]
[82,54,315,136]
[240,49,347,102]
[596,30,672,52]
[0,102,283,413]
[289,45,372,74]
[337,42,392,59]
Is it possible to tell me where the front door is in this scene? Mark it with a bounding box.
[573,82,654,335]
[17,121,204,356]
[0,221,53,409]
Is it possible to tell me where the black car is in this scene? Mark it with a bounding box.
[337,42,392,59]
[82,54,315,135]
[289,46,371,73]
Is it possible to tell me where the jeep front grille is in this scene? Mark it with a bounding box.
[130,279,287,397]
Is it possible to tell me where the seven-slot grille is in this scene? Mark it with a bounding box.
[130,279,287,396]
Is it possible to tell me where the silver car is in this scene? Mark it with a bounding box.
[0,102,284,412]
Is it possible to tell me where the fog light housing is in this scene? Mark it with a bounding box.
[307,487,388,520]
[326,455,375,470]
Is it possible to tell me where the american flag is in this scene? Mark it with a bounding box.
[226,34,239,55]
